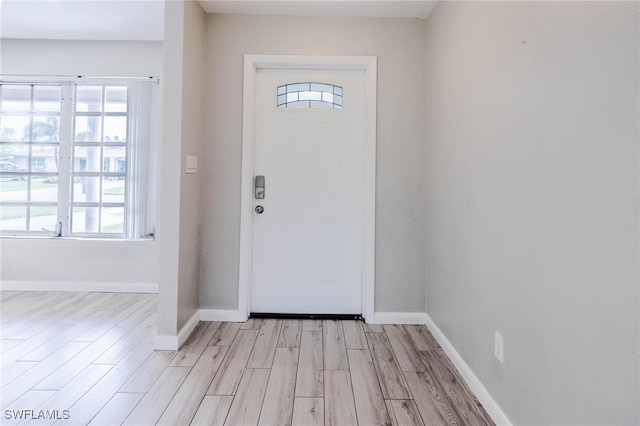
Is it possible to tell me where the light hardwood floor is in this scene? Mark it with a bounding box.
[1,292,494,426]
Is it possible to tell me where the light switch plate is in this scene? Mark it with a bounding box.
[186,155,198,174]
[494,331,504,363]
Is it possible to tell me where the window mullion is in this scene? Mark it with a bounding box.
[57,82,74,236]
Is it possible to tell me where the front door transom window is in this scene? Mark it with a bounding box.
[277,83,343,109]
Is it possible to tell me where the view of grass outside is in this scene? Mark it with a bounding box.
[0,205,56,221]
[0,176,125,231]
[0,179,57,192]
[104,186,124,196]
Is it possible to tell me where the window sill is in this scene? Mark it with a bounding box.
[0,235,155,242]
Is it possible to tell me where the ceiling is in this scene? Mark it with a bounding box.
[1,1,165,41]
[0,0,437,41]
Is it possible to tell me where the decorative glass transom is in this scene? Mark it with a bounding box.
[277,83,343,109]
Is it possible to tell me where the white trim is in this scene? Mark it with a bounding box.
[373,311,428,324]
[177,310,201,348]
[199,308,246,322]
[0,75,159,83]
[0,280,158,293]
[238,56,257,323]
[361,57,377,323]
[58,82,73,236]
[154,334,179,350]
[425,314,513,426]
[154,309,200,351]
[154,309,244,350]
[239,54,377,322]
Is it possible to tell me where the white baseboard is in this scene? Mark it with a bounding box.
[0,280,158,293]
[199,308,246,322]
[155,308,245,350]
[178,310,201,347]
[154,333,179,350]
[154,309,201,350]
[424,314,512,426]
[373,311,428,324]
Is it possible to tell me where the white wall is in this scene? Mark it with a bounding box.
[0,40,162,77]
[0,39,163,288]
[156,0,204,340]
[177,0,205,330]
[156,1,183,337]
[425,2,639,424]
[201,14,427,313]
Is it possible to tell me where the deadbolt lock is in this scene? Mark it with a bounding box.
[255,175,265,199]
[255,205,264,214]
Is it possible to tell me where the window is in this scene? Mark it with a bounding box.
[277,83,343,109]
[71,85,127,234]
[0,79,156,239]
[0,84,61,232]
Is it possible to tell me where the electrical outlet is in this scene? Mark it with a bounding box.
[494,331,504,363]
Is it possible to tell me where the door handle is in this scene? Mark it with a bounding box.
[255,205,264,214]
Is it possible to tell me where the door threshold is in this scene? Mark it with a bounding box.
[250,313,363,321]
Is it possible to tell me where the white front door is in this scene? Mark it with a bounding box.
[250,68,366,314]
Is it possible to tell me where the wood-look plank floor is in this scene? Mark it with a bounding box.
[1,292,494,426]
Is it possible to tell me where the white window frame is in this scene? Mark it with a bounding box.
[69,83,128,237]
[0,76,158,240]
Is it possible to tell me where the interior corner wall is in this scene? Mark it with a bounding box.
[177,0,205,330]
[157,0,205,338]
[425,2,639,424]
[201,14,427,313]
[157,0,184,337]
[0,39,162,287]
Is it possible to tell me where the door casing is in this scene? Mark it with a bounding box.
[238,54,377,322]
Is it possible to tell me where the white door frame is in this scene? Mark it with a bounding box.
[238,54,377,323]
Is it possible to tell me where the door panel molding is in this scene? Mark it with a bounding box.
[239,54,377,322]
